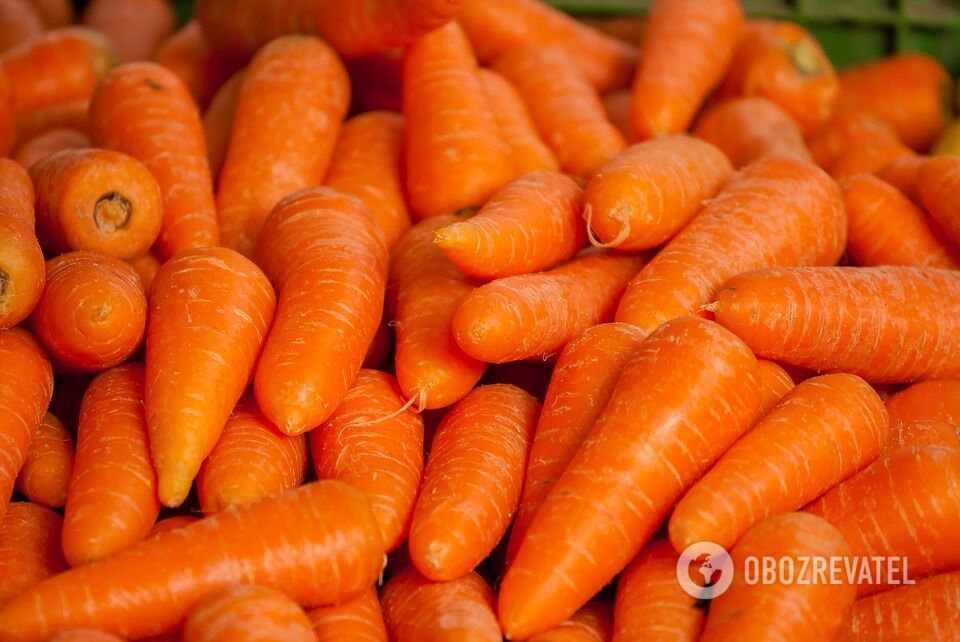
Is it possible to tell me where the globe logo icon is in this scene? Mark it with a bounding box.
[676,541,734,599]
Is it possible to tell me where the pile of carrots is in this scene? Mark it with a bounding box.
[1,0,959,640]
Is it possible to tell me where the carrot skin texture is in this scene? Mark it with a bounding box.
[308,587,387,642]
[149,515,198,537]
[0,158,43,330]
[13,128,90,170]
[146,246,276,507]
[499,317,762,639]
[918,154,960,248]
[0,502,65,606]
[0,481,385,642]
[755,359,795,417]
[82,0,175,62]
[883,419,960,453]
[15,412,72,509]
[885,380,960,426]
[153,20,236,110]
[528,602,612,642]
[183,585,315,642]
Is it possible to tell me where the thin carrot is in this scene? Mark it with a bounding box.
[25,0,72,27]
[876,154,926,204]
[149,516,198,537]
[584,135,732,249]
[499,317,761,639]
[13,99,88,142]
[154,20,236,110]
[197,398,307,515]
[883,419,959,453]
[13,128,89,169]
[125,251,162,293]
[47,631,125,642]
[885,380,960,426]
[217,36,348,256]
[493,45,625,179]
[15,412,72,509]
[918,154,960,248]
[0,0,42,54]
[0,158,43,330]
[693,97,812,168]
[602,88,637,144]
[201,68,241,183]
[82,0,175,62]
[615,157,846,334]
[713,266,960,383]
[30,252,147,373]
[0,481,386,642]
[146,246,276,507]
[808,112,902,169]
[756,359,795,417]
[183,585,315,642]
[0,502,65,606]
[308,587,387,642]
[254,188,387,435]
[89,62,220,259]
[700,512,855,642]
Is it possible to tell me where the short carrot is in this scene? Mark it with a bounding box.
[584,135,733,249]
[13,99,88,142]
[918,154,960,247]
[153,20,236,109]
[602,88,637,144]
[25,0,71,27]
[183,585,315,642]
[615,157,846,334]
[149,515,198,537]
[883,419,959,453]
[0,481,386,642]
[693,97,812,168]
[885,380,960,426]
[499,317,761,639]
[197,398,307,515]
[201,68,241,182]
[0,502,65,606]
[15,412,72,509]
[47,631,125,642]
[147,246,276,507]
[308,587,387,642]
[125,251,162,293]
[0,158,44,330]
[0,0,42,54]
[13,128,90,169]
[528,602,612,642]
[82,0,175,62]
[875,153,926,204]
[756,359,795,417]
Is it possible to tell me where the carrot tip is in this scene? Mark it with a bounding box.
[583,204,630,249]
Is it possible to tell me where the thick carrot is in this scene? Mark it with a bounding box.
[918,154,960,247]
[89,62,220,259]
[311,369,424,552]
[0,502,65,606]
[455,252,643,363]
[0,0,42,53]
[125,251,162,293]
[713,266,960,383]
[876,154,926,204]
[613,540,705,642]
[30,252,146,373]
[154,21,236,110]
[183,585,314,642]
[693,97,812,168]
[0,158,43,330]
[0,481,385,642]
[615,157,846,333]
[507,322,646,563]
[324,111,410,249]
[13,99,88,142]
[217,36,348,256]
[602,88,637,144]
[700,512,855,642]
[403,21,512,218]
[197,398,307,515]
[756,359,795,417]
[24,0,71,27]
[669,373,888,551]
[528,602,612,642]
[149,515,198,537]
[15,412,72,509]
[201,68,241,183]
[308,587,387,642]
[13,128,89,169]
[584,136,732,249]
[254,188,387,434]
[47,631,124,642]
[146,246,275,507]
[493,46,625,179]
[499,317,761,639]
[886,380,960,426]
[884,419,959,453]
[409,384,538,581]
[381,567,501,642]
[808,112,903,169]
[0,328,53,523]
[82,0,174,62]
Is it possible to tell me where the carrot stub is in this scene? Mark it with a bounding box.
[15,412,73,509]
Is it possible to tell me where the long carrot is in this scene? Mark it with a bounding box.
[713,266,960,383]
[0,502,65,606]
[693,97,812,168]
[146,246,276,507]
[89,62,220,259]
[0,0,42,54]
[15,412,72,509]
[499,317,761,639]
[13,128,89,169]
[756,359,795,417]
[492,46,626,179]
[885,380,960,426]
[254,188,387,435]
[884,419,960,453]
[201,68,241,183]
[125,250,162,293]
[615,157,846,333]
[0,158,43,330]
[183,585,315,642]
[197,398,307,515]
[24,0,71,27]
[918,154,960,248]
[584,135,732,249]
[82,0,175,62]
[0,481,386,642]
[153,20,236,110]
[308,587,387,642]
[47,631,125,642]
[528,602,612,642]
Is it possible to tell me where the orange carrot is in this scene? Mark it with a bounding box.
[217,36,348,256]
[693,97,812,168]
[0,158,43,330]
[883,419,959,453]
[15,412,72,509]
[47,631,125,642]
[154,20,236,110]
[713,266,960,383]
[13,128,89,169]
[89,62,220,259]
[183,585,315,642]
[0,481,386,641]
[0,502,65,606]
[308,587,387,642]
[201,68,241,183]
[756,359,795,417]
[82,0,174,62]
[125,251,162,293]
[876,154,926,204]
[197,399,307,515]
[602,88,637,144]
[826,138,914,180]
[615,157,846,333]
[147,246,276,507]
[148,515,197,537]
[885,380,960,426]
[528,602,612,642]
[493,45,626,179]
[254,188,387,435]
[499,317,761,639]
[0,0,42,54]
[918,154,960,248]
[584,135,733,249]
[13,99,88,142]
[808,112,902,169]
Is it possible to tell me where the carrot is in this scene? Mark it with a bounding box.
[381,567,501,642]
[886,380,960,426]
[876,154,926,204]
[826,138,915,180]
[479,68,559,177]
[0,502,65,606]
[125,251,162,293]
[884,419,960,453]
[149,515,198,537]
[507,322,646,563]
[693,97,812,168]
[0,481,385,642]
[311,370,423,552]
[13,99,88,142]
[0,0,42,54]
[403,21,512,218]
[146,246,275,507]
[25,0,71,27]
[917,154,960,247]
[308,587,387,642]
[201,68,241,183]
[89,62,219,259]
[217,36,348,256]
[82,0,175,62]
[13,128,89,169]
[409,384,538,581]
[700,512,855,642]
[602,88,637,144]
[615,157,846,333]
[14,412,72,509]
[713,266,960,383]
[458,0,638,92]
[434,171,585,278]
[584,136,733,249]
[807,445,960,594]
[756,359,795,417]
[0,68,13,155]
[499,317,761,639]
[613,540,705,642]
[493,46,626,179]
[197,398,307,515]
[254,188,387,435]
[528,602,612,642]
[154,21,236,110]
[808,112,903,169]
[47,631,125,642]
[183,585,315,642]
[324,111,410,249]
[0,328,53,524]
[0,158,43,330]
